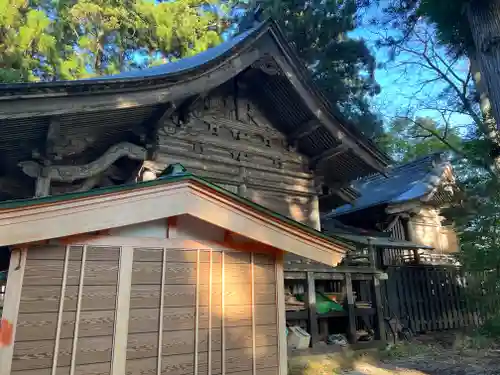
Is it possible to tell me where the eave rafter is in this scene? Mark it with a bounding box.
[309,144,349,170]
[288,119,321,141]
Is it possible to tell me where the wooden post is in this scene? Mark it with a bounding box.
[306,271,319,347]
[368,239,386,342]
[275,252,287,375]
[345,272,357,344]
[372,275,386,341]
[35,173,51,197]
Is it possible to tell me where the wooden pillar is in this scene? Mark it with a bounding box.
[35,169,51,198]
[406,217,421,264]
[345,273,357,343]
[372,275,386,341]
[368,239,386,341]
[367,239,376,268]
[306,271,319,346]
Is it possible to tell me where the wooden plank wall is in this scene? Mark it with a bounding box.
[127,249,278,375]
[152,93,321,230]
[9,243,281,375]
[13,244,120,375]
[126,247,280,375]
[381,265,481,336]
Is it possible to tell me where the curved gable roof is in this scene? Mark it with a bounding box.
[0,19,389,181]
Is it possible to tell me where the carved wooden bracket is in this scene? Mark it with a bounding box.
[19,142,148,183]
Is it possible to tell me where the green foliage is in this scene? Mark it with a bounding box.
[417,0,473,57]
[0,0,57,82]
[0,0,228,81]
[377,117,461,162]
[253,0,384,137]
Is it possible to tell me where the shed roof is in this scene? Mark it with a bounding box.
[0,19,390,192]
[325,153,455,218]
[322,218,433,250]
[0,165,353,266]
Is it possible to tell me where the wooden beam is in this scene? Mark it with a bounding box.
[110,246,134,375]
[19,142,147,183]
[406,217,421,264]
[275,252,287,375]
[31,116,62,197]
[45,117,61,159]
[289,120,321,140]
[0,248,27,375]
[310,144,349,169]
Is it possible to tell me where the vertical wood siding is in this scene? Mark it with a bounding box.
[9,240,281,375]
[126,245,279,375]
[13,244,120,375]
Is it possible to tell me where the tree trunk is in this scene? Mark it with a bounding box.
[466,0,500,130]
[469,54,500,174]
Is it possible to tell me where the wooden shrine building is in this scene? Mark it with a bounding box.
[0,19,441,367]
[324,152,459,266]
[321,153,465,337]
[0,169,352,375]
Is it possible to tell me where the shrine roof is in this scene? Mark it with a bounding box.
[0,19,390,191]
[324,153,456,218]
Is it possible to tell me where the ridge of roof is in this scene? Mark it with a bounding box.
[324,152,453,218]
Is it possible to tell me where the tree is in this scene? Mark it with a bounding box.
[367,10,500,329]
[373,19,500,175]
[245,0,385,138]
[0,0,228,82]
[372,0,500,156]
[378,117,462,162]
[0,0,57,82]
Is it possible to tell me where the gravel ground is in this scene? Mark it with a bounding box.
[290,334,500,375]
[379,351,500,375]
[338,347,500,375]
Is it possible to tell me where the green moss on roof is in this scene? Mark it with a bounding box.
[0,165,352,250]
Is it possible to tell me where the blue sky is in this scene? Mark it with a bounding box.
[348,7,473,133]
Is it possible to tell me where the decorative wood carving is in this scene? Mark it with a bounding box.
[151,91,322,226]
[19,142,147,183]
[251,56,281,76]
[51,175,102,195]
[158,93,294,166]
[50,165,126,195]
